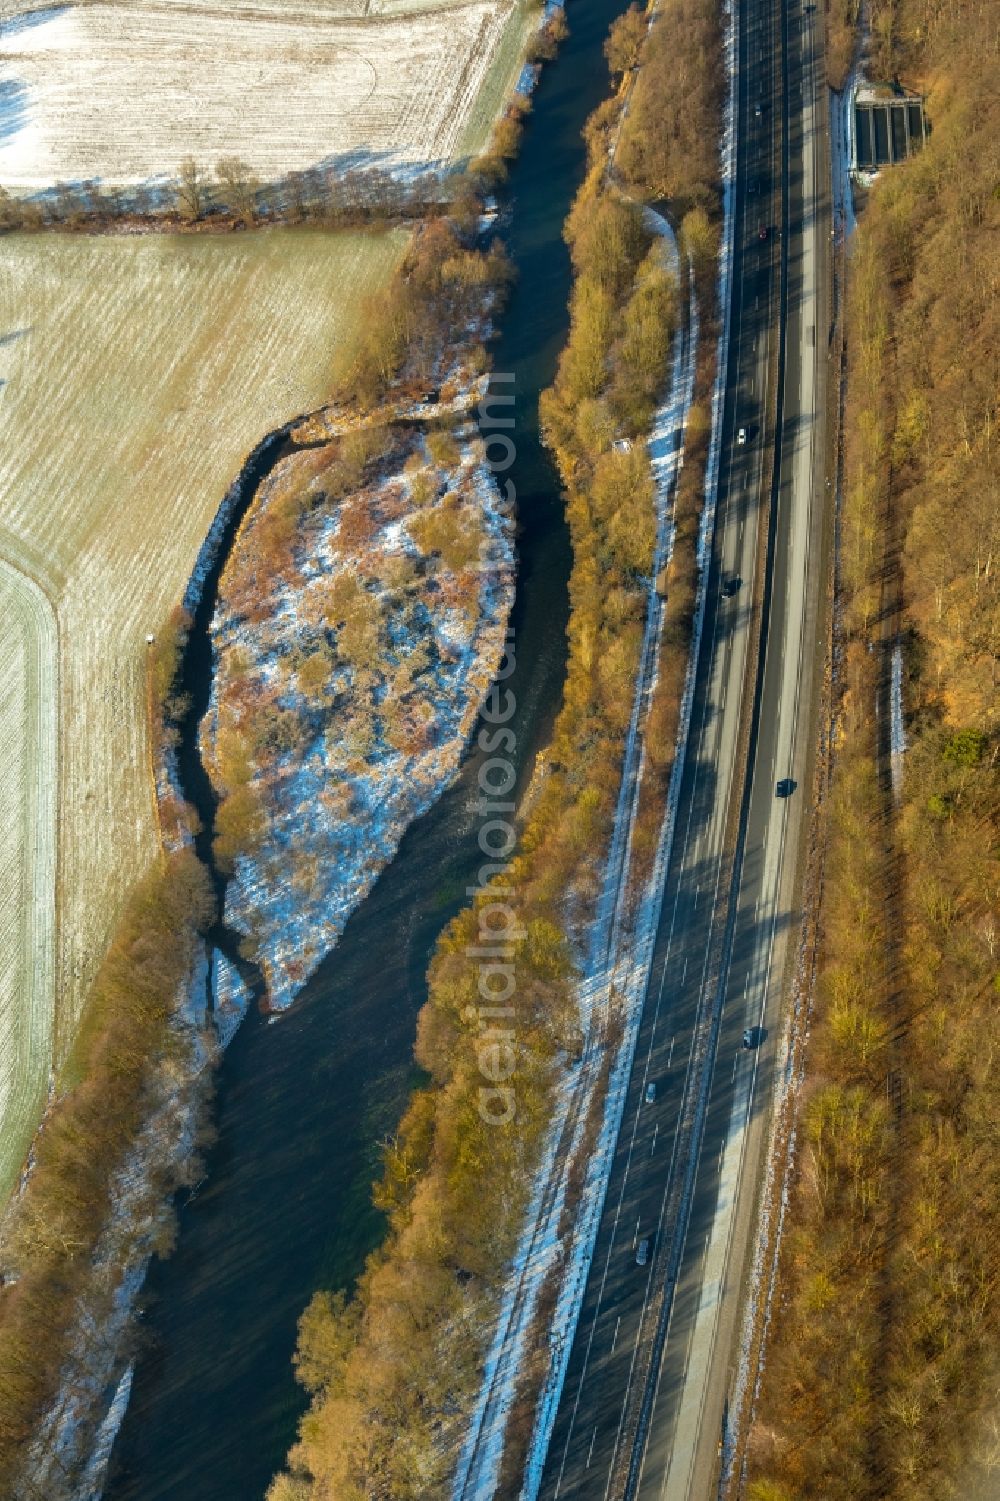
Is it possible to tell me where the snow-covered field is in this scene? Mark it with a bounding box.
[0,0,531,191]
[0,227,404,1197]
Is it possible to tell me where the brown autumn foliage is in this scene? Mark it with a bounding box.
[604,2,647,77]
[824,0,860,89]
[747,1,1000,1496]
[0,849,214,1491]
[268,59,707,1501]
[616,0,723,216]
[599,55,723,886]
[343,220,513,409]
[149,604,193,722]
[525,6,568,66]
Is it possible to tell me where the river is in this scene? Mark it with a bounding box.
[105,5,629,1497]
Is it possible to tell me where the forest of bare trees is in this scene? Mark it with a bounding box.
[267,0,727,1488]
[747,0,999,1494]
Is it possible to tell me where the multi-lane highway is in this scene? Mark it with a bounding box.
[536,0,830,1493]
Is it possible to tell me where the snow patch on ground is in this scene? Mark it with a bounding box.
[77,1363,134,1501]
[830,2,871,240]
[890,638,905,802]
[211,948,252,1050]
[455,214,705,1499]
[830,76,859,241]
[203,412,515,1011]
[460,0,739,1486]
[11,949,214,1501]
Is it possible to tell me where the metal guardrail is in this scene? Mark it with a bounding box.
[610,0,797,1486]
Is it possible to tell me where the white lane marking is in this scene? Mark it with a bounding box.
[587,1425,598,1468]
[654,47,826,1496]
[650,1123,659,1156]
[557,56,775,1474]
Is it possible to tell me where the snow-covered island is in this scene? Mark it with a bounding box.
[200,390,515,1009]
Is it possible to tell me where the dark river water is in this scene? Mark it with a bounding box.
[105,9,628,1499]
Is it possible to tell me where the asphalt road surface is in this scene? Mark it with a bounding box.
[536,0,830,1494]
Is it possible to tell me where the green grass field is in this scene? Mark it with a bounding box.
[0,226,405,1197]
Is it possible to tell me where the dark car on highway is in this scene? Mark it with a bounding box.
[776,777,795,797]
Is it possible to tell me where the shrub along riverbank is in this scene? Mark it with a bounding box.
[0,9,568,239]
[268,171,675,1501]
[268,0,725,1491]
[0,848,213,1491]
[0,19,569,1492]
[746,0,1000,1494]
[0,25,562,1486]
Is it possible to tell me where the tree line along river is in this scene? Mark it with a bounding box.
[105,4,633,1495]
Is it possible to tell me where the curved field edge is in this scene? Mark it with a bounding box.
[265,17,727,1487]
[0,560,57,1201]
[0,227,406,1184]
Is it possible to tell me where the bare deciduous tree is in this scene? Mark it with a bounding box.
[216,156,260,223]
[177,156,203,222]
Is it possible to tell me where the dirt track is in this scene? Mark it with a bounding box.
[0,558,57,1200]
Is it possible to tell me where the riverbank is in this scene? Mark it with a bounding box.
[467,0,731,1480]
[0,21,563,1495]
[0,851,215,1499]
[87,4,651,1497]
[204,369,516,1010]
[267,0,732,1485]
